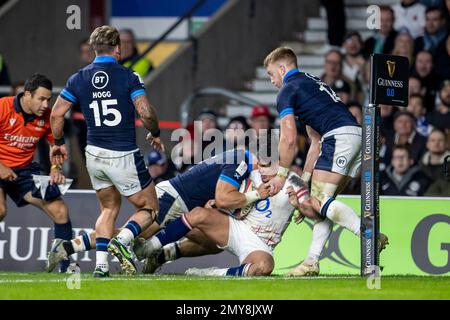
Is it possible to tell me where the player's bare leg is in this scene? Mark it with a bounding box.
[181,209,274,277]
[46,229,117,273]
[138,221,160,239]
[0,189,7,222]
[287,171,388,276]
[135,207,227,258]
[242,251,274,276]
[24,193,74,273]
[94,186,121,277]
[307,170,361,236]
[25,194,69,224]
[108,182,159,275]
[186,249,274,277]
[46,202,160,273]
[287,171,359,277]
[142,235,222,274]
[286,218,333,277]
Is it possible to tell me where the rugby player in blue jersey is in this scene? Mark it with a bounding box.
[263,47,387,276]
[50,26,163,277]
[45,148,272,273]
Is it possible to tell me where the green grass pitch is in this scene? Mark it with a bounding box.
[0,273,449,299]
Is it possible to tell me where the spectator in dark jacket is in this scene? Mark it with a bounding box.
[0,53,11,98]
[381,145,431,196]
[384,111,428,165]
[409,75,426,97]
[146,150,177,185]
[434,34,450,81]
[380,104,398,137]
[321,49,353,92]
[321,0,346,47]
[407,94,431,136]
[411,50,440,111]
[420,128,450,179]
[364,6,398,56]
[427,79,450,130]
[424,178,450,195]
[224,116,250,151]
[414,7,448,55]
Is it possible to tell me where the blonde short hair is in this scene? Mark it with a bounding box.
[89,25,120,54]
[263,47,298,68]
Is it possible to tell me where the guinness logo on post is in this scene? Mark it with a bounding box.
[371,54,408,106]
[386,60,396,78]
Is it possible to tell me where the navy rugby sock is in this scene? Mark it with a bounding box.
[226,264,252,276]
[155,215,192,247]
[54,220,73,272]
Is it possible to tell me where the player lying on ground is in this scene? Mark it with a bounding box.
[0,74,74,272]
[50,25,163,277]
[46,148,271,273]
[133,163,308,276]
[134,172,388,277]
[263,47,388,276]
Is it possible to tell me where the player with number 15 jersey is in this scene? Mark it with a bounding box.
[50,26,163,277]
[60,55,144,151]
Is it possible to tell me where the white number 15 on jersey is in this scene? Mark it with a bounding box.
[89,99,122,127]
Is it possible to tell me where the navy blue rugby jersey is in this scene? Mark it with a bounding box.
[60,56,146,151]
[277,69,359,135]
[169,149,253,210]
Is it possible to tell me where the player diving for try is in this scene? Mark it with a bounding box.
[132,140,312,277]
[264,47,388,276]
[46,148,272,273]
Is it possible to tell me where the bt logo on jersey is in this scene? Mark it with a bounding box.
[91,71,109,90]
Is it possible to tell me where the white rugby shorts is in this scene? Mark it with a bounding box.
[155,180,189,227]
[219,216,273,264]
[85,145,152,196]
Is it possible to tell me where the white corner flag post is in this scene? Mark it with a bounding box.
[361,54,409,277]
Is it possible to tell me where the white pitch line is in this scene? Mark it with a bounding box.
[0,276,358,284]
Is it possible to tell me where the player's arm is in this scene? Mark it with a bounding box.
[279,114,297,168]
[50,96,73,165]
[0,110,17,181]
[133,95,164,152]
[215,178,270,210]
[302,125,321,183]
[268,113,297,195]
[44,130,66,185]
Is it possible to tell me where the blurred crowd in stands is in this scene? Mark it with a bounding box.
[316,0,450,196]
[0,0,449,197]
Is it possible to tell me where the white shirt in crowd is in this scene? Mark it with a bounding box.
[392,2,426,39]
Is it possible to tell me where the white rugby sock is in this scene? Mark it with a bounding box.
[306,219,334,264]
[116,228,134,246]
[207,268,228,276]
[96,251,109,272]
[163,242,179,261]
[149,236,163,251]
[321,198,361,236]
[71,236,86,253]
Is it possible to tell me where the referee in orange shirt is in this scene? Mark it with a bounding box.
[0,74,73,272]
